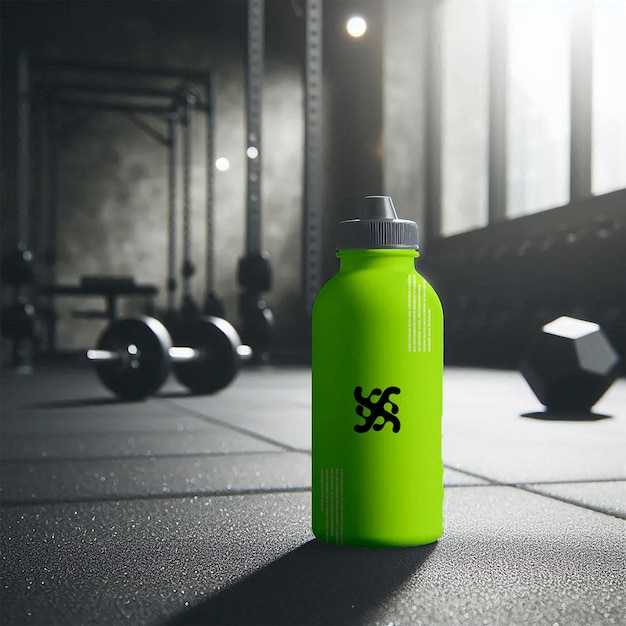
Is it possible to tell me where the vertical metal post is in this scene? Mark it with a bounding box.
[246,0,264,256]
[167,115,179,312]
[303,0,323,313]
[35,88,48,275]
[203,77,225,318]
[205,78,216,295]
[16,50,31,247]
[181,90,195,305]
[45,89,60,354]
[487,0,509,223]
[47,92,60,274]
[240,0,274,362]
[569,0,593,201]
[424,2,442,242]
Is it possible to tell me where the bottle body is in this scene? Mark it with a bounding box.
[312,249,443,547]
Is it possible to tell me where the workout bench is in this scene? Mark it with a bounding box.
[42,276,158,352]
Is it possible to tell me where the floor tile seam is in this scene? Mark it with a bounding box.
[157,398,301,453]
[0,428,227,440]
[444,483,498,488]
[512,483,626,521]
[443,465,626,487]
[442,464,502,486]
[445,466,626,519]
[522,478,626,486]
[0,485,312,509]
[0,449,310,465]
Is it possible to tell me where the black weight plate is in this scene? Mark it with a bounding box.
[95,316,172,400]
[172,316,242,394]
[237,252,272,292]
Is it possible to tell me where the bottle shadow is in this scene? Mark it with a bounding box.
[166,538,437,625]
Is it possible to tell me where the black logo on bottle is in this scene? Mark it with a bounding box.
[353,386,401,433]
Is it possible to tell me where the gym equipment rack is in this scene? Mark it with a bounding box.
[16,56,217,352]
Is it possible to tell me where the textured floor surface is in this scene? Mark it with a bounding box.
[1,362,625,625]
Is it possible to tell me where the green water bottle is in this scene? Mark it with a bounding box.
[312,195,443,547]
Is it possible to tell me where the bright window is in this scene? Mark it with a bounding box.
[506,0,571,218]
[440,0,489,236]
[592,0,626,195]
[435,0,625,238]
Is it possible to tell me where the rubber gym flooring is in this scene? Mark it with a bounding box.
[1,361,625,625]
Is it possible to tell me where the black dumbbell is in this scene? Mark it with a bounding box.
[86,315,252,400]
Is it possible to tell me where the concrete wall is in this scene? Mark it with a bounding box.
[382,0,428,236]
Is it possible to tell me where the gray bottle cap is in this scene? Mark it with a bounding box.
[338,196,419,250]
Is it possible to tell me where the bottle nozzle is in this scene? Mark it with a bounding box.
[363,196,398,220]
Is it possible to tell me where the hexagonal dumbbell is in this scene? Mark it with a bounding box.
[520,316,621,412]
